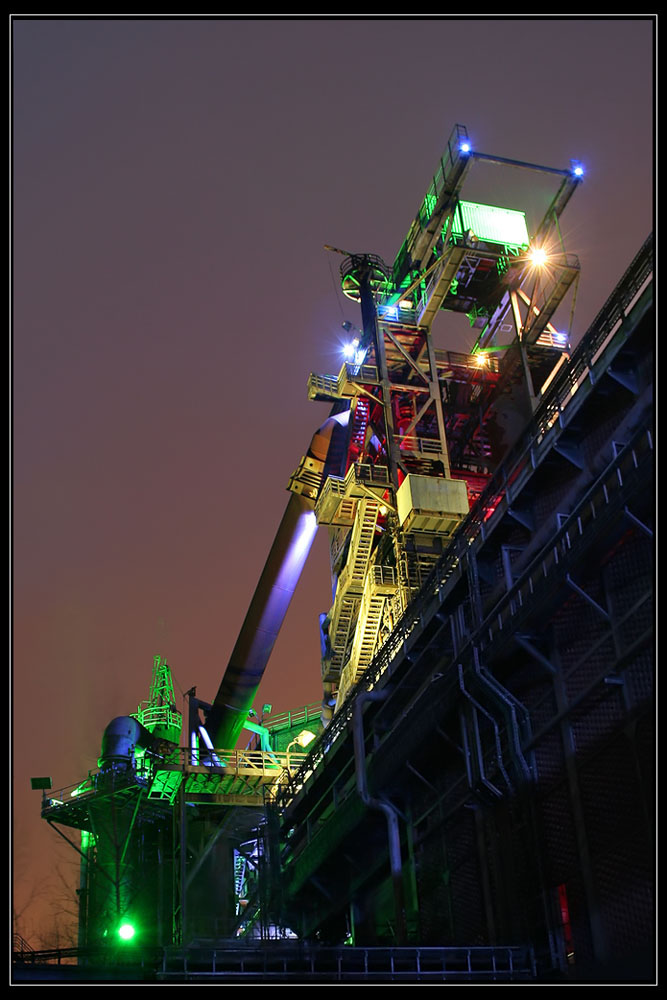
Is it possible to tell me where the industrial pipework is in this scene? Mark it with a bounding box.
[205,413,350,751]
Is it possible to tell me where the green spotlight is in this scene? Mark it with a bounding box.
[118,922,136,941]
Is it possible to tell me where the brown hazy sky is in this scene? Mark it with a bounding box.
[12,16,654,946]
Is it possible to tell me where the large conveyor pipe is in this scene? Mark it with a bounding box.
[207,415,348,751]
[208,491,318,749]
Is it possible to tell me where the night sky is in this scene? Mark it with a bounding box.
[12,17,654,946]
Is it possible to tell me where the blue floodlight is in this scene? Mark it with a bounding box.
[571,160,584,178]
[460,142,471,154]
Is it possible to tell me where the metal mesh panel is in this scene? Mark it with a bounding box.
[564,635,616,702]
[634,714,655,824]
[446,812,486,945]
[510,669,554,715]
[485,805,542,945]
[563,873,596,967]
[531,461,580,526]
[450,855,486,945]
[533,729,565,791]
[551,589,614,703]
[606,533,653,651]
[570,687,626,754]
[605,530,652,590]
[580,402,633,469]
[578,732,654,962]
[539,781,579,886]
[626,650,654,707]
[414,828,454,945]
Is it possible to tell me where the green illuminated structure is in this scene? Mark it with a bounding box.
[31,125,653,982]
[450,200,530,250]
[133,655,182,745]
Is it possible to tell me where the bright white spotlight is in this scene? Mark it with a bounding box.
[530,247,548,267]
[342,343,355,359]
[460,142,471,153]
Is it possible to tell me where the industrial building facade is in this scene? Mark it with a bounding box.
[277,234,654,981]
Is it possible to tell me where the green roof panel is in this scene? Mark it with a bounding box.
[451,201,530,249]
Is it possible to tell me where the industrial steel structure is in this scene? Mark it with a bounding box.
[26,125,654,983]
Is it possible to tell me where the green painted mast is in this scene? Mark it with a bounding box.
[133,655,182,745]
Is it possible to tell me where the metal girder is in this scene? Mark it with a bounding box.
[514,634,557,676]
[623,505,653,538]
[565,574,610,621]
[383,325,430,383]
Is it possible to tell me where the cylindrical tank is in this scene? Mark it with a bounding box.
[98,716,148,767]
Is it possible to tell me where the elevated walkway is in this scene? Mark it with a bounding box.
[40,745,305,822]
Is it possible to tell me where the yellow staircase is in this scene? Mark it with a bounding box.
[322,496,382,682]
[336,566,398,705]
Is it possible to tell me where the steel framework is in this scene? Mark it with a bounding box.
[275,234,654,978]
[29,125,654,982]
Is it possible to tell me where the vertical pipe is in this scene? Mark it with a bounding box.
[78,831,90,950]
[180,783,187,946]
[352,689,407,944]
[358,265,401,492]
[157,826,164,948]
[425,321,453,477]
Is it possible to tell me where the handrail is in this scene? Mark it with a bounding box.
[435,348,501,374]
[181,747,308,775]
[12,934,35,957]
[42,746,314,810]
[397,434,445,455]
[13,941,536,980]
[263,702,322,732]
